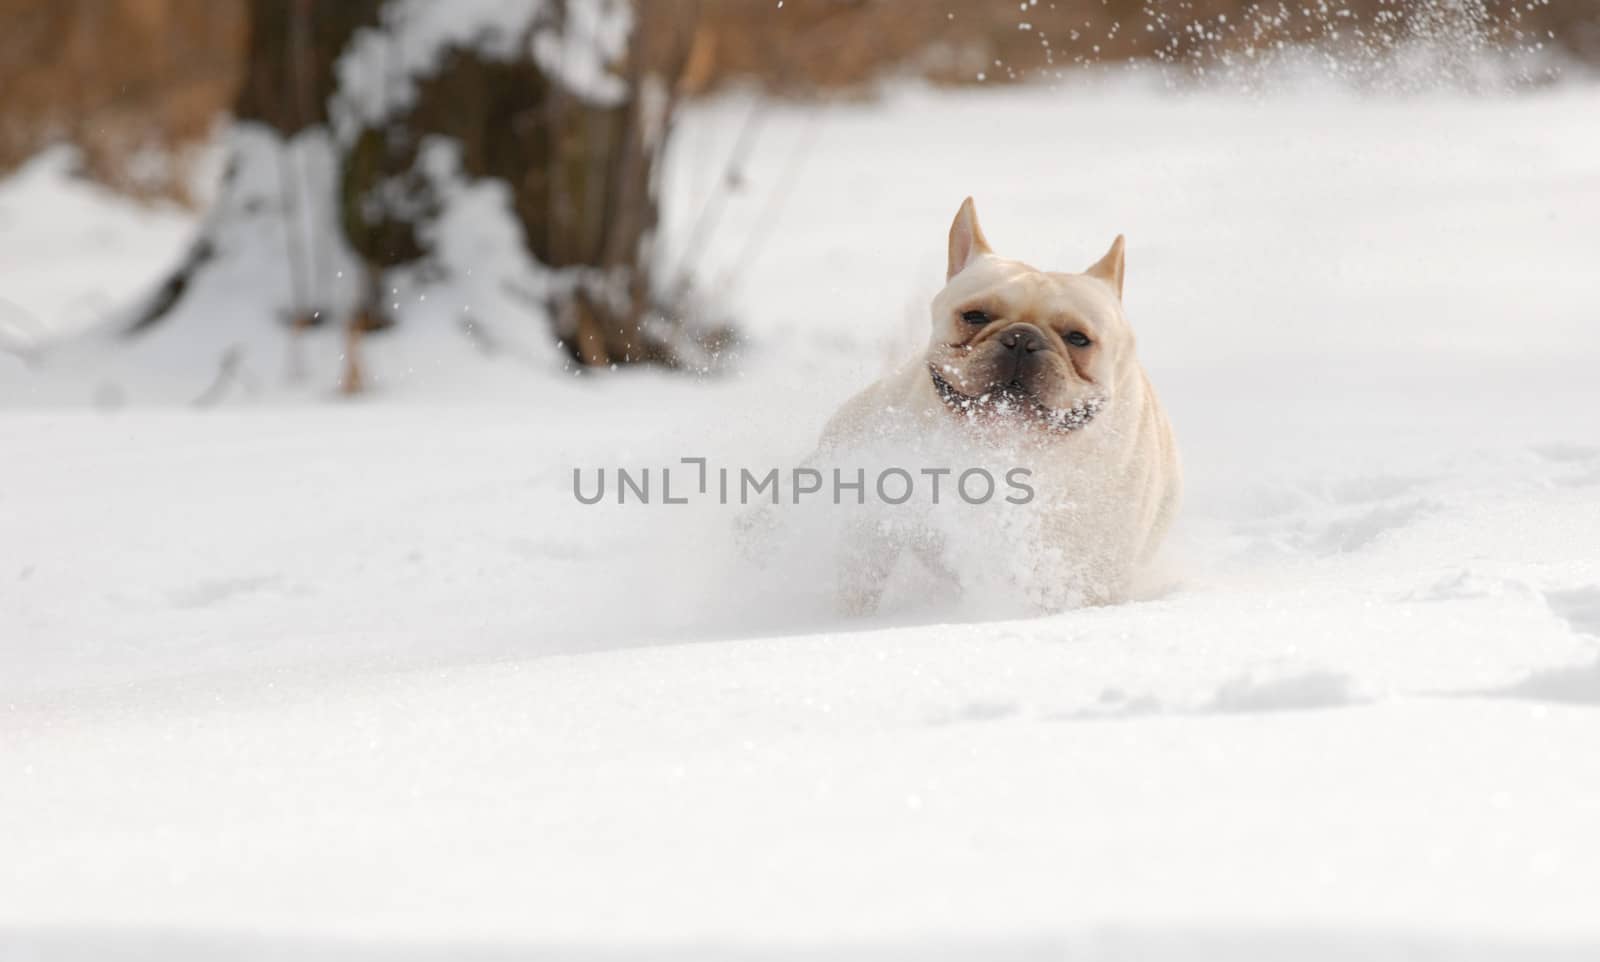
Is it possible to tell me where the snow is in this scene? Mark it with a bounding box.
[4,76,1600,958]
[335,0,632,137]
[0,124,569,407]
[529,0,633,106]
[0,149,196,354]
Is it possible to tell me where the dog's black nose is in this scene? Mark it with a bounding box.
[999,324,1046,354]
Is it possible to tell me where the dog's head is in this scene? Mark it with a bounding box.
[926,198,1134,436]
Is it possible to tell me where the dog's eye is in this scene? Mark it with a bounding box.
[1066,331,1092,347]
[961,310,990,325]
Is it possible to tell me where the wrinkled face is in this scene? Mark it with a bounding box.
[927,254,1131,436]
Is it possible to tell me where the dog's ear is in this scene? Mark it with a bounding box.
[947,197,992,281]
[1084,234,1126,299]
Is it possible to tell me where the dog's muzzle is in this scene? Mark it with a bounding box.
[930,364,1105,433]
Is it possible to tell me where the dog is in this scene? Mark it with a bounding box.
[813,197,1181,613]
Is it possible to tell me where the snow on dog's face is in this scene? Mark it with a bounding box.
[926,198,1132,436]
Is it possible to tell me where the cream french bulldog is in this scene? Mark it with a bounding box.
[814,197,1181,612]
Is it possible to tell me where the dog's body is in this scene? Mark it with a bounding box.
[815,198,1180,612]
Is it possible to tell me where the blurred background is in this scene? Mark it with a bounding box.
[4,1,1598,199]
[9,0,1587,196]
[1,0,1596,400]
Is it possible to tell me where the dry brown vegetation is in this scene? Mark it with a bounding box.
[2,0,1596,202]
[0,0,246,201]
[688,0,1599,93]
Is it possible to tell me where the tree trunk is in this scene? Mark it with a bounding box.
[130,0,705,396]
